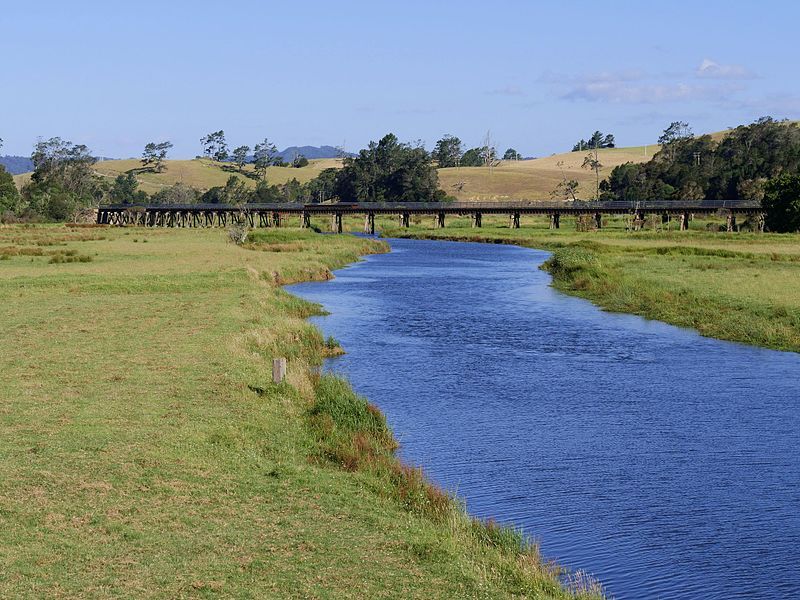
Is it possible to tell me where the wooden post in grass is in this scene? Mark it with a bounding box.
[400,212,410,227]
[549,213,560,229]
[332,213,343,233]
[727,213,737,232]
[510,212,520,229]
[680,212,690,231]
[435,212,446,228]
[595,212,602,229]
[472,212,482,228]
[273,358,287,384]
[364,213,375,235]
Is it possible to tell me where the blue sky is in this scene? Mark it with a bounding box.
[1,0,798,158]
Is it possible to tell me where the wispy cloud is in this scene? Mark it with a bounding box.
[561,81,745,104]
[541,63,753,105]
[487,85,525,97]
[696,58,756,80]
[539,69,646,85]
[721,93,800,116]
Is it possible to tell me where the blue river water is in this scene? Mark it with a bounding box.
[287,238,800,599]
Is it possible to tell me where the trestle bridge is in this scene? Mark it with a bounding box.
[97,200,763,233]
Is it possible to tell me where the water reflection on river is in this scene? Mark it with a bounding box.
[288,238,800,599]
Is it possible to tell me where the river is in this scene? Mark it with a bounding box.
[287,237,800,599]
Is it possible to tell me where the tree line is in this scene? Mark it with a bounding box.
[2,122,800,230]
[601,118,800,202]
[598,117,800,228]
[0,131,314,221]
[431,134,522,168]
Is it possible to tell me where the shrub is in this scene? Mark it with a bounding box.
[763,174,800,232]
[542,247,600,279]
[228,224,249,245]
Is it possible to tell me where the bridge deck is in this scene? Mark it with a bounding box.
[96,200,763,232]
[99,199,760,214]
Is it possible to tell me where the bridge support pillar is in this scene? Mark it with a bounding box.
[364,213,375,235]
[301,212,310,228]
[549,213,560,229]
[472,212,482,228]
[727,213,737,232]
[332,213,343,233]
[435,212,445,228]
[758,213,765,233]
[273,212,281,227]
[594,212,603,229]
[510,212,520,229]
[680,212,690,231]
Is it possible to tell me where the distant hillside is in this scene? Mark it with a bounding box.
[278,145,352,161]
[12,125,768,199]
[88,158,342,194]
[0,156,34,175]
[439,146,659,201]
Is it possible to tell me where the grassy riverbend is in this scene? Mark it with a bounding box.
[0,224,602,599]
[381,215,800,353]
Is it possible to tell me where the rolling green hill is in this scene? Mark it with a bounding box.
[14,124,793,200]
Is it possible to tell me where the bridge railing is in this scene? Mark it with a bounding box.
[99,199,762,212]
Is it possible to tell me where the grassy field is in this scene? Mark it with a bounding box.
[0,224,601,599]
[439,146,659,201]
[17,124,784,200]
[90,158,343,194]
[380,215,800,353]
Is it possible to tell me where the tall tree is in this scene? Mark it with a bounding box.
[253,139,278,179]
[30,137,98,195]
[658,121,693,162]
[572,131,615,152]
[582,148,603,200]
[503,148,522,161]
[232,145,250,172]
[0,164,20,214]
[110,173,147,204]
[141,141,173,172]
[200,130,229,162]
[551,160,578,201]
[151,182,199,205]
[24,137,102,220]
[432,135,463,168]
[658,121,693,146]
[763,174,800,232]
[334,133,443,202]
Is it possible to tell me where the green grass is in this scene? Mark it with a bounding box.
[0,224,601,599]
[381,214,800,352]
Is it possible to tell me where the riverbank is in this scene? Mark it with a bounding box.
[382,217,800,353]
[0,225,600,598]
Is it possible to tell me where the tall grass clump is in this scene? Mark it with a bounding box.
[542,246,602,290]
[309,375,397,471]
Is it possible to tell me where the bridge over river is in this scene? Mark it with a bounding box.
[97,199,763,233]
